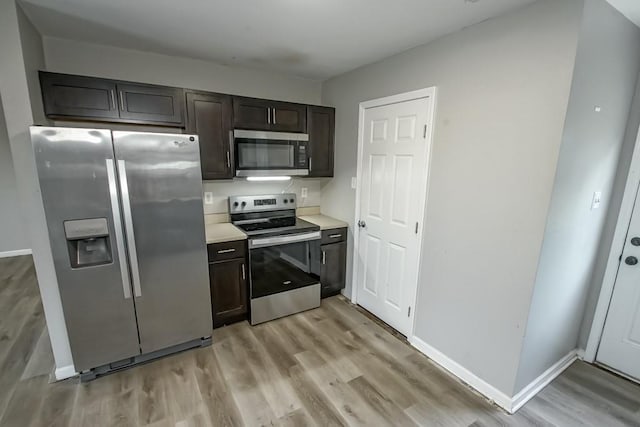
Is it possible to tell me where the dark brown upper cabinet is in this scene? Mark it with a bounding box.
[233,96,306,133]
[40,72,120,120]
[39,71,185,127]
[186,91,233,180]
[116,83,184,125]
[307,106,335,177]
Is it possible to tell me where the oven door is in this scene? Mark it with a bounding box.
[234,130,309,176]
[249,231,320,299]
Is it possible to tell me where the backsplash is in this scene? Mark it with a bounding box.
[202,178,328,214]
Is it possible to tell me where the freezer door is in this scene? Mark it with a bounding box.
[30,127,140,371]
[112,131,212,353]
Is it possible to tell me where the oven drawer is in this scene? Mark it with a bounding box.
[321,228,347,244]
[207,240,247,262]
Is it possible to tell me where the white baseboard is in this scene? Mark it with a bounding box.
[510,350,577,413]
[576,348,585,360]
[409,336,513,412]
[409,336,578,414]
[0,249,32,259]
[54,365,77,381]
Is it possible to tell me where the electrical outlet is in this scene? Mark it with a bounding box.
[204,192,213,205]
[591,191,602,210]
[301,187,308,198]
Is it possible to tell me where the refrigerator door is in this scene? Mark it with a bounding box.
[31,127,140,371]
[112,131,212,353]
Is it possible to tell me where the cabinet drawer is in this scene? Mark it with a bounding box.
[321,228,347,244]
[207,240,247,262]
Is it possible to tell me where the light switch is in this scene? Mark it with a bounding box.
[351,177,357,189]
[591,191,602,210]
[204,192,213,205]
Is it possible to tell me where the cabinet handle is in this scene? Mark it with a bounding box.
[242,263,246,280]
[272,108,277,125]
[110,90,116,110]
[119,91,125,111]
[328,234,342,239]
[217,248,236,254]
[322,251,326,265]
[226,151,230,168]
[309,157,312,172]
[267,107,271,124]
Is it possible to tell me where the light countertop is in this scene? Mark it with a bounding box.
[205,223,247,244]
[299,214,349,231]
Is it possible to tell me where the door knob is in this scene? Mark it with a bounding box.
[358,220,366,228]
[625,256,638,266]
[631,237,640,247]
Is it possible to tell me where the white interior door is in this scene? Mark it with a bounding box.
[355,92,433,336]
[598,186,640,382]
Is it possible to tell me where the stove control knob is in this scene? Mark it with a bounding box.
[233,202,239,208]
[241,201,247,208]
[283,199,288,204]
[289,198,294,203]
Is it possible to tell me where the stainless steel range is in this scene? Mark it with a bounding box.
[229,194,321,324]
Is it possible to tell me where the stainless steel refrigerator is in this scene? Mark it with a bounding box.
[31,127,212,379]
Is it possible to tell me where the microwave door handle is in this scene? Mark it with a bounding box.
[272,108,276,125]
[267,107,271,124]
[106,159,132,299]
[117,160,143,298]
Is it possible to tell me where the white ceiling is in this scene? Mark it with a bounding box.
[606,0,640,26]
[20,0,536,80]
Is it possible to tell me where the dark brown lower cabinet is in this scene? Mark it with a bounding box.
[320,228,347,298]
[208,244,248,328]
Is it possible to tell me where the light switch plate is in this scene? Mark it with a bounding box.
[591,191,602,210]
[301,187,308,198]
[351,177,357,189]
[204,192,213,205]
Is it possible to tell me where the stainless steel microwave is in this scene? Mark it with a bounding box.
[233,130,309,177]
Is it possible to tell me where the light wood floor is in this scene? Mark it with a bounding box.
[2,255,640,426]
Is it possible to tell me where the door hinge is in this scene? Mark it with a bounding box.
[415,222,419,234]
[423,124,427,138]
[408,306,411,317]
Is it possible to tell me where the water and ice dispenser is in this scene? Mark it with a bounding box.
[64,218,112,268]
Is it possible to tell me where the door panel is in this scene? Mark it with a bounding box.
[117,83,184,125]
[39,72,119,120]
[112,131,212,353]
[320,241,347,298]
[31,127,139,371]
[598,188,640,381]
[356,96,432,335]
[307,106,335,177]
[186,91,233,179]
[210,258,248,328]
[271,101,307,133]
[233,97,272,130]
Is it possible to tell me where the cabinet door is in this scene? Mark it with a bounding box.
[271,101,307,133]
[186,91,233,179]
[307,106,335,177]
[116,83,184,126]
[40,71,119,120]
[233,97,272,130]
[320,241,347,298]
[209,258,248,328]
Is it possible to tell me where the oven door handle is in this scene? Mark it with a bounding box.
[250,231,320,249]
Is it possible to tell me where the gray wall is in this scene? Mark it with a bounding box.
[0,0,74,373]
[0,98,28,253]
[43,37,321,104]
[514,0,640,393]
[321,0,583,395]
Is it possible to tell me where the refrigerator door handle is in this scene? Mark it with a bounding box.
[106,159,132,300]
[117,159,143,298]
